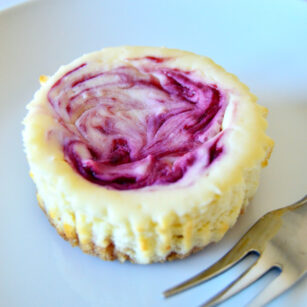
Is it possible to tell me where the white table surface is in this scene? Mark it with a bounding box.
[0,1,306,307]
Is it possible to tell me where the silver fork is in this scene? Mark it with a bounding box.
[164,195,307,307]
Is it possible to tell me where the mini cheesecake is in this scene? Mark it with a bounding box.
[23,46,273,264]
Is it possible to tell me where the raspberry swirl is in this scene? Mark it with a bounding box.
[47,57,227,190]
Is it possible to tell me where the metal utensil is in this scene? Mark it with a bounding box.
[164,195,307,307]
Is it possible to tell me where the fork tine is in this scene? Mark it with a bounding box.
[163,218,266,298]
[200,244,275,307]
[247,266,304,307]
[163,244,252,298]
[163,200,290,299]
[164,206,281,298]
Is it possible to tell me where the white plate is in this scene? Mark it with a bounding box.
[0,0,306,306]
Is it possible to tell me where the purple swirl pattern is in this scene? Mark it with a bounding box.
[47,57,226,190]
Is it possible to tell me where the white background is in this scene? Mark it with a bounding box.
[0,1,306,307]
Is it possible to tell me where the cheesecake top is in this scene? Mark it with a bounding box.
[23,46,273,218]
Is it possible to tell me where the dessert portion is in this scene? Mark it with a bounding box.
[23,46,273,264]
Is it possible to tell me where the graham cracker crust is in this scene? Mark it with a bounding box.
[38,199,204,264]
